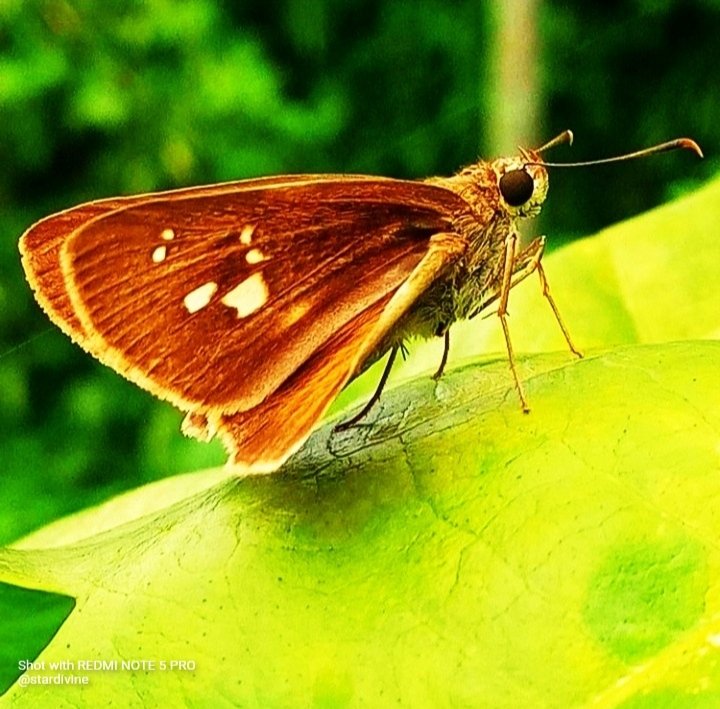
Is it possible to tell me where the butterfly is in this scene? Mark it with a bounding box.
[19,131,701,473]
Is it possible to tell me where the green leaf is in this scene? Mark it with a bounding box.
[1,341,719,706]
[0,583,74,695]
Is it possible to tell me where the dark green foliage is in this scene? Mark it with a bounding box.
[0,0,717,543]
[0,582,75,694]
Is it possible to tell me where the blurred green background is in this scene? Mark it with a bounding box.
[0,0,717,544]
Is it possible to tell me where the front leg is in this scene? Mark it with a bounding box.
[495,232,583,413]
[497,230,531,412]
[535,258,582,358]
[504,235,582,359]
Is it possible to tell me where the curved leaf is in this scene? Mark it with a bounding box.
[2,341,719,707]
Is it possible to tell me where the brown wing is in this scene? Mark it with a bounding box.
[20,175,467,419]
[20,175,378,340]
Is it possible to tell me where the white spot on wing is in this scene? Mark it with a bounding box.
[245,248,268,264]
[152,245,167,263]
[240,224,256,245]
[221,273,268,318]
[184,281,218,314]
[161,228,175,241]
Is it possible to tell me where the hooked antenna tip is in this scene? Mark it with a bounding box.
[676,138,703,158]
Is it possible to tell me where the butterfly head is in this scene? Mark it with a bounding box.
[492,153,549,220]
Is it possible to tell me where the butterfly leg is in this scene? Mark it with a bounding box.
[469,236,548,321]
[334,345,399,431]
[432,329,450,380]
[535,258,582,358]
[497,230,531,413]
[510,236,582,358]
[497,234,582,412]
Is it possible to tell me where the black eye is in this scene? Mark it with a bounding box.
[499,169,534,207]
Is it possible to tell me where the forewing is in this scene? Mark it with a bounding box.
[22,176,466,414]
[20,175,368,340]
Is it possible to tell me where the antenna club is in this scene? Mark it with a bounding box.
[676,138,703,158]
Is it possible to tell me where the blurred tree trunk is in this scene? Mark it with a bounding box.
[485,0,542,156]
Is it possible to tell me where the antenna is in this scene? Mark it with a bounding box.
[524,134,702,168]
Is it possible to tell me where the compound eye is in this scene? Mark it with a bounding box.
[499,169,534,207]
